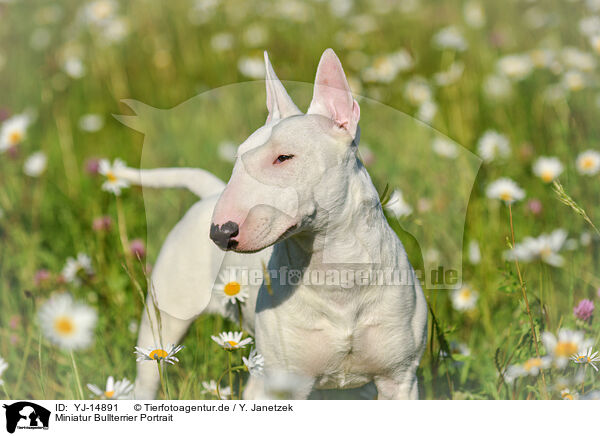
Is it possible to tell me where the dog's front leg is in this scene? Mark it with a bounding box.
[374,370,419,400]
[134,299,196,399]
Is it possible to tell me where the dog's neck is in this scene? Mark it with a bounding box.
[274,155,402,276]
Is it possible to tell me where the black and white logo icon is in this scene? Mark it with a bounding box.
[2,402,50,433]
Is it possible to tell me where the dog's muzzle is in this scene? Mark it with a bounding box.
[210,221,239,250]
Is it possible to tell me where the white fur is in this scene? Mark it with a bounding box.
[120,49,427,400]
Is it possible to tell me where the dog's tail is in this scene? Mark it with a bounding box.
[114,166,226,198]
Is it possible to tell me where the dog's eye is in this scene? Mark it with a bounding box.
[274,154,294,164]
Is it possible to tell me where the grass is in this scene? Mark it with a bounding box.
[1,0,600,400]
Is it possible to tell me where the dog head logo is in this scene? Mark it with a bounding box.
[2,402,50,433]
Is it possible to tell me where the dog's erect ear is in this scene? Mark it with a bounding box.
[307,48,360,139]
[264,51,302,123]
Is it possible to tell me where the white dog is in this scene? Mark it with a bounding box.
[117,49,428,400]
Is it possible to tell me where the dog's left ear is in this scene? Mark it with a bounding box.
[307,48,360,140]
[264,51,302,123]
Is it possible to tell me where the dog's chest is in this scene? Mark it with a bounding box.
[257,284,404,389]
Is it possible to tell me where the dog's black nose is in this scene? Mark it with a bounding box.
[210,221,239,250]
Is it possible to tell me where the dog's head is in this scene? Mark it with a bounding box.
[210,49,361,253]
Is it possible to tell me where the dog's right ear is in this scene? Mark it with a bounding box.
[264,51,302,123]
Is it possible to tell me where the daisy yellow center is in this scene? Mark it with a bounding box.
[555,341,578,357]
[8,131,22,145]
[523,358,542,371]
[104,391,115,398]
[224,281,241,296]
[54,316,75,336]
[581,157,596,170]
[575,355,590,363]
[374,57,391,71]
[106,171,117,182]
[149,349,168,360]
[539,247,552,258]
[530,51,545,67]
[459,288,472,300]
[562,392,574,400]
[226,340,238,348]
[93,2,112,19]
[499,191,513,201]
[541,171,554,182]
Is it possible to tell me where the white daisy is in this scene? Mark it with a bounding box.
[463,1,485,28]
[242,24,268,47]
[562,47,596,72]
[134,344,184,365]
[214,268,248,305]
[98,158,130,195]
[482,74,512,100]
[210,32,234,52]
[243,348,265,376]
[362,50,413,83]
[486,178,525,204]
[529,49,556,69]
[87,376,133,399]
[384,189,413,218]
[38,293,97,350]
[217,140,237,163]
[561,388,577,400]
[238,56,264,79]
[504,229,568,267]
[432,26,468,52]
[23,151,47,177]
[504,356,551,383]
[0,356,8,386]
[576,150,600,175]
[99,17,129,45]
[432,137,459,159]
[451,285,478,312]
[589,34,600,55]
[468,240,481,265]
[0,113,31,152]
[78,114,104,132]
[579,15,600,36]
[404,77,432,106]
[542,329,593,369]
[201,380,231,399]
[570,347,600,371]
[63,56,86,79]
[497,54,534,81]
[532,156,563,183]
[62,253,94,286]
[416,100,438,123]
[211,331,253,350]
[562,70,586,92]
[477,130,510,162]
[433,61,464,87]
[80,0,118,26]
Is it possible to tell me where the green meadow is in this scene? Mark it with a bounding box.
[1,0,599,400]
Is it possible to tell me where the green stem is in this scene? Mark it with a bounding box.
[2,383,10,400]
[14,327,34,395]
[116,196,134,275]
[157,361,169,400]
[70,350,84,400]
[38,331,46,398]
[237,301,244,332]
[228,352,234,400]
[508,204,548,399]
